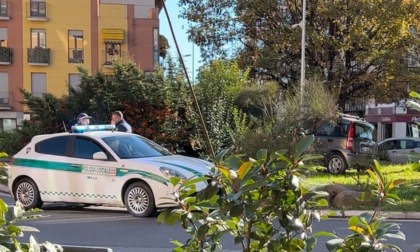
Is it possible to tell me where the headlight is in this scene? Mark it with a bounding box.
[159,167,187,181]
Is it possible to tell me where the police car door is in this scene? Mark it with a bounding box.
[67,136,118,205]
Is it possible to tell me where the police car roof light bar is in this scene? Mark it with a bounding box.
[71,124,116,133]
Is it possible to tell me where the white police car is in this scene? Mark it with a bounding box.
[8,125,213,217]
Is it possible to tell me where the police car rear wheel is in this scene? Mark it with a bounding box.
[14,178,43,210]
[125,182,156,217]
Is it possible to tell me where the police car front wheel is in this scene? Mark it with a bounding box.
[124,182,156,217]
[14,178,43,210]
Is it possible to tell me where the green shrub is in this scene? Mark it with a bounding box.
[158,136,405,251]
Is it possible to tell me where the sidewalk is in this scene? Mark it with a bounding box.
[1,183,419,220]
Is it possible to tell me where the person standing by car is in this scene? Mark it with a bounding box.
[111,111,132,133]
[76,113,92,125]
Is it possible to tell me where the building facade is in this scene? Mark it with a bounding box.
[365,101,420,142]
[0,0,161,130]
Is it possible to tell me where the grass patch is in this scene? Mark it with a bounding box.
[303,163,420,212]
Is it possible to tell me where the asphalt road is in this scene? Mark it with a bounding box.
[1,192,420,252]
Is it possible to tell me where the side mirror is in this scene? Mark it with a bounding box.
[93,151,108,160]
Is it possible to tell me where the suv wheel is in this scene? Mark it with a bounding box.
[327,154,348,174]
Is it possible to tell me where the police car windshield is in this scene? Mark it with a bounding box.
[102,135,172,159]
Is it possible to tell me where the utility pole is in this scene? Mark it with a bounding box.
[300,0,307,104]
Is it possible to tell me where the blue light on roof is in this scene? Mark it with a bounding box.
[71,124,116,133]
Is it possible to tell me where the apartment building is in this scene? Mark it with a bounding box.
[0,0,161,130]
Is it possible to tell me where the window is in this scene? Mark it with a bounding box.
[68,30,83,63]
[0,0,7,17]
[68,74,81,93]
[315,123,338,136]
[0,72,8,105]
[31,73,46,97]
[400,140,415,150]
[0,28,7,47]
[104,42,121,65]
[31,29,46,49]
[30,0,46,17]
[102,135,172,159]
[74,137,106,159]
[153,28,159,64]
[35,136,69,156]
[0,119,16,131]
[354,123,374,140]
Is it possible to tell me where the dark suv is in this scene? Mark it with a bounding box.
[314,114,377,174]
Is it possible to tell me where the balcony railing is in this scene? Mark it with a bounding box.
[103,50,127,67]
[69,49,83,63]
[28,47,50,65]
[0,47,11,64]
[26,1,48,21]
[0,0,10,20]
[32,92,45,98]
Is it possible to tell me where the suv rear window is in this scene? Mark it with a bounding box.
[354,123,374,140]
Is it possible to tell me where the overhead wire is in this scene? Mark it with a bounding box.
[162,0,216,160]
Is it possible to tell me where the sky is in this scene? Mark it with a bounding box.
[159,1,201,83]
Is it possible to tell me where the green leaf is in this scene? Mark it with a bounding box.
[371,160,385,186]
[237,161,253,179]
[0,199,8,213]
[294,135,314,158]
[312,231,337,238]
[230,204,243,217]
[215,147,232,164]
[157,209,170,224]
[165,214,180,226]
[182,176,210,188]
[326,238,344,250]
[6,225,21,235]
[224,155,243,170]
[316,199,329,207]
[348,216,362,227]
[256,149,267,160]
[170,177,181,187]
[197,224,210,240]
[382,230,406,240]
[16,226,39,232]
[240,179,267,192]
[383,244,403,252]
[234,236,244,245]
[409,91,420,99]
[217,165,230,179]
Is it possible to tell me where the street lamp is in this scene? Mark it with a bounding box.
[292,0,307,104]
[300,0,307,104]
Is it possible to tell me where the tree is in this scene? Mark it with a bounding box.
[4,58,200,156]
[178,0,420,107]
[195,60,249,153]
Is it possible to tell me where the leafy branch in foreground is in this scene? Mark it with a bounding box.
[158,136,406,251]
[326,160,406,252]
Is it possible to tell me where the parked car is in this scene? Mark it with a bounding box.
[378,137,420,164]
[8,125,213,217]
[314,114,378,174]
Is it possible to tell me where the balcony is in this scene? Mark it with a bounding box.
[0,1,10,20]
[0,47,11,65]
[0,92,12,110]
[28,48,50,65]
[26,1,48,21]
[69,49,83,63]
[103,49,127,67]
